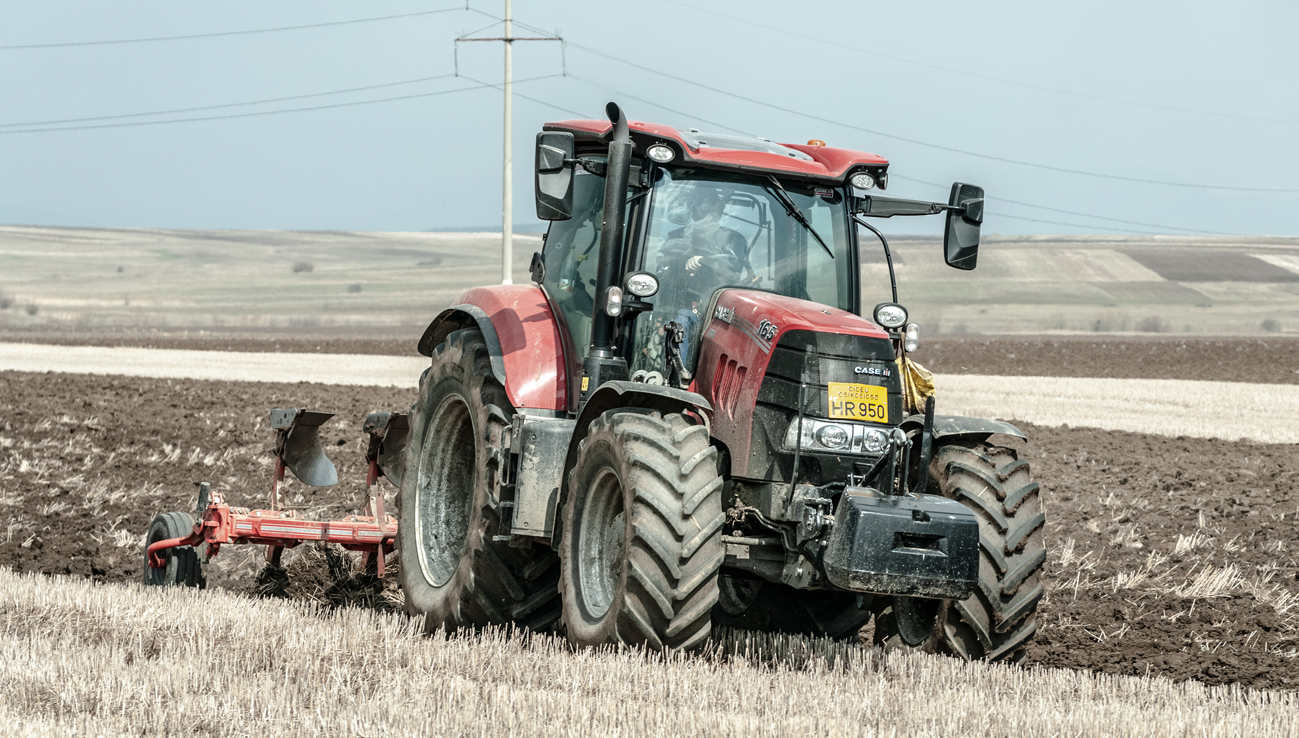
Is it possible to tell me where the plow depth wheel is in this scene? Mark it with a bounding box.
[142,512,204,588]
[396,328,560,632]
[875,439,1045,663]
[561,411,724,652]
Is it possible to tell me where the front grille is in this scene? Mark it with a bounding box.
[745,330,902,485]
[758,330,901,421]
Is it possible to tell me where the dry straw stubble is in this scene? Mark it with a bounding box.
[0,569,1295,737]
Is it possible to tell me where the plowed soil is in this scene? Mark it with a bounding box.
[1,370,1297,690]
[5,330,1297,384]
[921,335,1299,385]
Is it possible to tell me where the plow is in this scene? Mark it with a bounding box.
[145,101,1045,662]
[144,409,407,586]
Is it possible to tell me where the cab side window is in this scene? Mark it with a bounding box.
[541,168,605,364]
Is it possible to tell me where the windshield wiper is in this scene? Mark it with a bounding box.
[765,175,833,258]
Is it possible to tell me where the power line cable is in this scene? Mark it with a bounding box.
[0,6,466,50]
[557,62,1233,234]
[0,75,562,134]
[0,74,457,128]
[565,42,1299,194]
[889,174,1232,235]
[988,211,1165,235]
[565,73,753,136]
[658,0,1298,127]
[457,74,589,119]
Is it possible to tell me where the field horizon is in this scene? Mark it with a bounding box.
[2,226,1297,336]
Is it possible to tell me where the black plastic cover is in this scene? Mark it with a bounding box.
[822,488,978,599]
[536,131,576,221]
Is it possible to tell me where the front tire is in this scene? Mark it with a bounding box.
[395,328,560,632]
[875,440,1045,662]
[561,411,724,651]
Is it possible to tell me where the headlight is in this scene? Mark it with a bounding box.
[624,271,659,297]
[863,429,888,453]
[647,144,675,163]
[850,172,876,190]
[783,418,891,456]
[816,425,849,449]
[873,302,908,329]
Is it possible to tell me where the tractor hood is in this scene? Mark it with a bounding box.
[694,289,900,481]
[705,289,891,353]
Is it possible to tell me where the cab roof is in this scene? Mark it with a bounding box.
[543,118,889,185]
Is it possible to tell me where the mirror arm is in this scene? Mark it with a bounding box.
[852,214,898,304]
[569,157,607,177]
[854,194,960,218]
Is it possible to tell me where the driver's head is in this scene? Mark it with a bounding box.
[688,187,726,223]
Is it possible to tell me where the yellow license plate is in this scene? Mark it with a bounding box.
[827,382,889,423]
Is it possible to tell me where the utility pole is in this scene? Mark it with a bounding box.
[501,0,513,284]
[455,3,563,286]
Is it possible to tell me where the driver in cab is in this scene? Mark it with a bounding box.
[660,185,745,291]
[656,185,747,360]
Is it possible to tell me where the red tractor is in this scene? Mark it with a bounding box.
[398,104,1044,661]
[144,102,1043,662]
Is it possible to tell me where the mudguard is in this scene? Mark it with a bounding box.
[416,285,567,412]
[900,413,1025,441]
[551,381,713,547]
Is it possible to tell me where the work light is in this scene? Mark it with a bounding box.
[850,172,877,190]
[625,272,659,297]
[647,144,675,163]
[873,302,908,329]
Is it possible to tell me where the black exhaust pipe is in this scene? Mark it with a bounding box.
[579,102,633,407]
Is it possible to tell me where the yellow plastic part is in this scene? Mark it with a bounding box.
[896,357,936,415]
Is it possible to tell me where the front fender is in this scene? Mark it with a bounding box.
[901,413,1026,441]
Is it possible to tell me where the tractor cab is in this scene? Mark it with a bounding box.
[541,155,858,391]
[534,108,981,414]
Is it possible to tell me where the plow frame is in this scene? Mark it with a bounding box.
[146,408,404,580]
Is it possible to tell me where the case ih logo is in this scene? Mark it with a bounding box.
[854,365,891,377]
[757,319,778,341]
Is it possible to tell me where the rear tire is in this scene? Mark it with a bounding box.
[396,328,561,632]
[561,411,724,651]
[142,512,204,587]
[874,440,1045,663]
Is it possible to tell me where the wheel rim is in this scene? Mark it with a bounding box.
[576,467,625,619]
[893,596,942,647]
[415,395,476,588]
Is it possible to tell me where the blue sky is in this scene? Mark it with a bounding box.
[0,1,1295,236]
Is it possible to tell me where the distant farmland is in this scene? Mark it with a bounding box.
[1,227,1297,335]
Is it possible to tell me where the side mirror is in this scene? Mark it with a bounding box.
[943,183,983,270]
[535,131,575,221]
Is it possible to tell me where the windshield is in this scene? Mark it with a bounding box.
[631,167,852,374]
